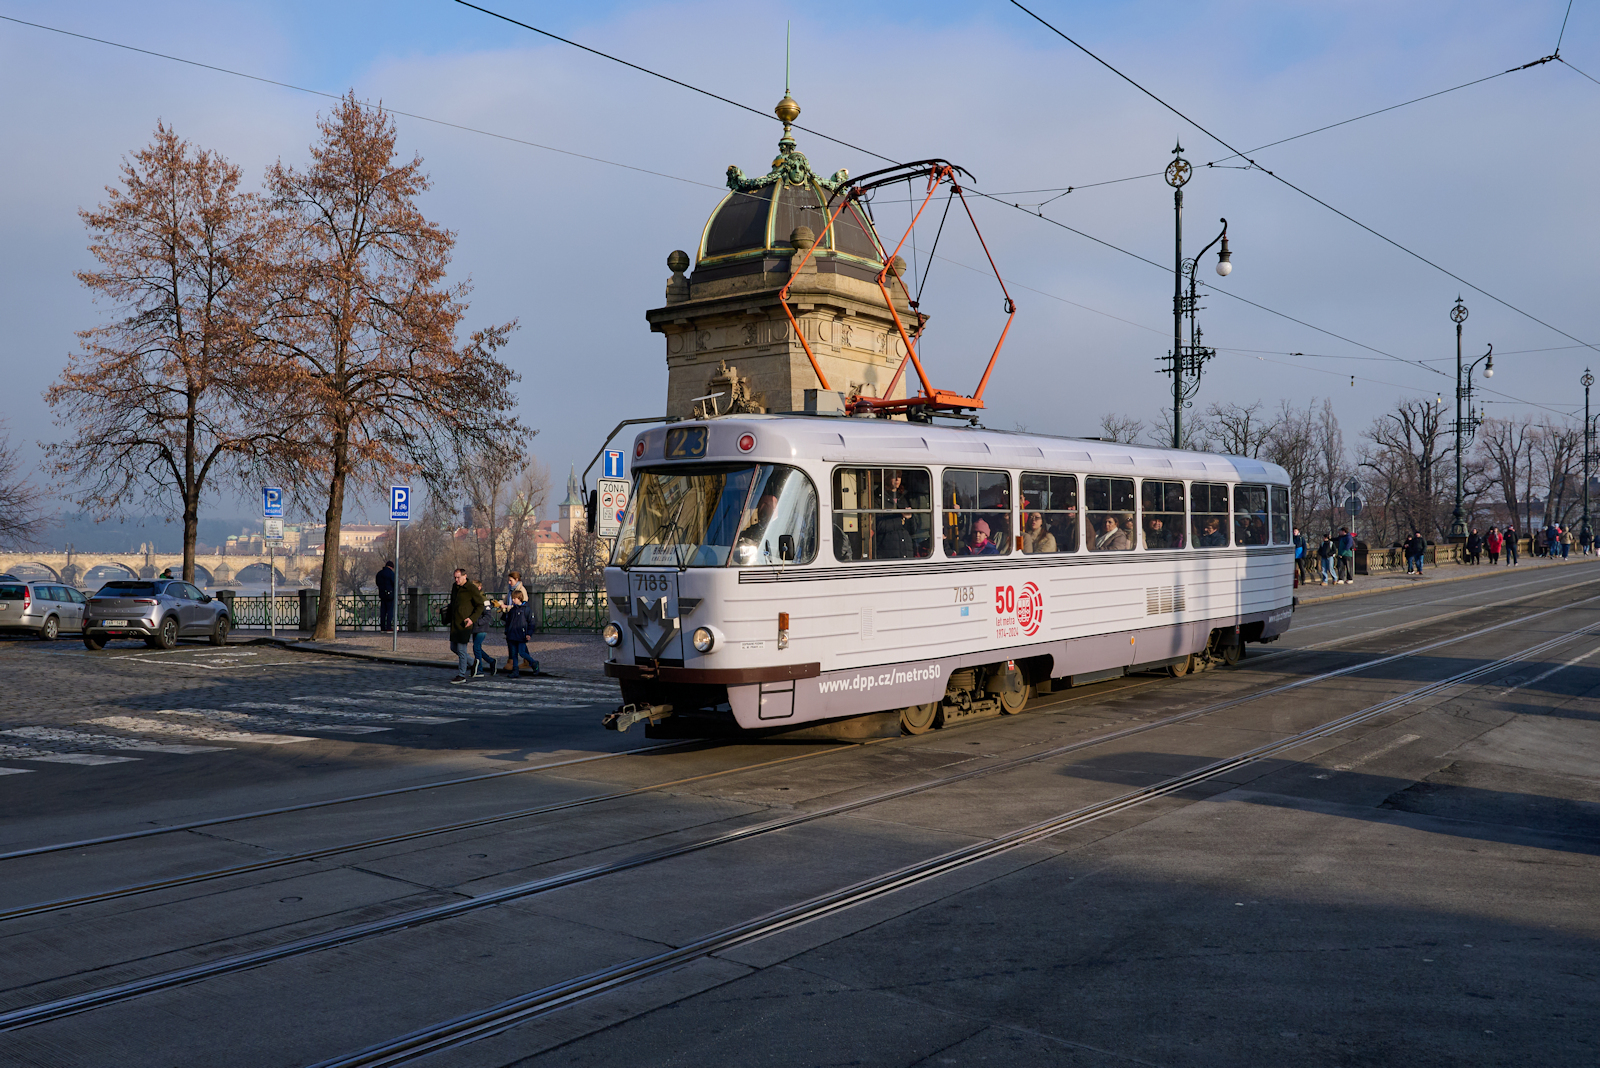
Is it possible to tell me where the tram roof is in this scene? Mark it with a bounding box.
[633,415,1290,484]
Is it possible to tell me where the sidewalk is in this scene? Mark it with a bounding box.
[1295,552,1597,606]
[237,627,610,678]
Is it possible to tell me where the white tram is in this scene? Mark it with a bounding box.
[600,414,1295,737]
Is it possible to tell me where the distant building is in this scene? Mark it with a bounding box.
[559,467,586,539]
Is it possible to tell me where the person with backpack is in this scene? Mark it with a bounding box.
[502,589,540,677]
[1336,528,1356,584]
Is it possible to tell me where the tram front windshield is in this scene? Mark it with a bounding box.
[613,464,818,568]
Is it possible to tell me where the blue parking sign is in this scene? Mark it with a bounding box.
[263,487,283,518]
[603,450,625,479]
[390,486,410,522]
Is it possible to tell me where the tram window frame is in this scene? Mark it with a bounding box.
[1085,476,1138,552]
[1019,472,1078,554]
[830,467,934,562]
[941,468,1013,558]
[1140,479,1186,550]
[1269,485,1291,545]
[1234,483,1270,546]
[1190,482,1230,548]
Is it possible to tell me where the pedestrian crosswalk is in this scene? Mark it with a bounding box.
[0,674,620,773]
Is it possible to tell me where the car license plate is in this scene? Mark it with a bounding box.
[105,620,128,628]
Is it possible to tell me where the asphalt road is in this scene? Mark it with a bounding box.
[2,563,1598,1067]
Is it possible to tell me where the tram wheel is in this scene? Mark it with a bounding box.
[1168,654,1195,678]
[899,702,940,735]
[998,683,1031,715]
[1221,643,1243,667]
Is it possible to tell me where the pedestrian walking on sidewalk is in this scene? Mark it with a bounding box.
[446,569,485,684]
[1466,528,1481,565]
[1317,534,1336,584]
[1293,527,1307,584]
[503,589,540,677]
[1506,526,1519,564]
[470,581,498,677]
[1561,526,1573,559]
[1486,526,1502,565]
[1583,527,1594,555]
[375,560,396,632]
[1336,528,1356,584]
[1403,530,1426,575]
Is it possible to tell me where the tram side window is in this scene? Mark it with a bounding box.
[733,466,820,566]
[1020,473,1077,553]
[1141,480,1186,550]
[1269,485,1291,545]
[1190,482,1230,547]
[1086,477,1137,551]
[831,467,932,561]
[942,468,1012,557]
[1234,484,1269,546]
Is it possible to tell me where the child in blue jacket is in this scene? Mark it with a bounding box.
[503,589,539,677]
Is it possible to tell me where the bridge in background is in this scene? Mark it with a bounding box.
[0,550,317,588]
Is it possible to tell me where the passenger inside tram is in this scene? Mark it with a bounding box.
[1091,513,1133,551]
[1197,516,1227,546]
[1022,511,1057,553]
[958,518,1001,555]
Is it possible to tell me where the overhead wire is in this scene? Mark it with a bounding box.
[0,8,1582,419]
[1006,0,1600,356]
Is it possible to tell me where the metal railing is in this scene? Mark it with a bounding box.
[222,589,607,633]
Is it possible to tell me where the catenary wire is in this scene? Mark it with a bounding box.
[0,10,1575,417]
[1006,0,1600,356]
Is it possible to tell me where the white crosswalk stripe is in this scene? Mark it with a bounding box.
[236,701,459,724]
[2,727,227,753]
[0,743,139,766]
[89,715,318,744]
[155,709,393,735]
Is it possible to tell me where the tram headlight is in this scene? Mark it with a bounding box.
[692,626,715,653]
[602,621,622,647]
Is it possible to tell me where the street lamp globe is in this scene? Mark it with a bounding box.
[1584,370,1595,389]
[1215,231,1232,276]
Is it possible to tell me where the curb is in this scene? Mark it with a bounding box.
[1294,557,1597,607]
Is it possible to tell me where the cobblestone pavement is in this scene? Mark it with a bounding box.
[0,636,621,788]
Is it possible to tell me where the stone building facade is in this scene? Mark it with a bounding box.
[645,94,917,418]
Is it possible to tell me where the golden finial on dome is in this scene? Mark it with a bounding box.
[775,23,799,146]
[775,94,800,126]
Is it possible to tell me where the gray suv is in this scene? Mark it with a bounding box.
[84,579,231,650]
[0,580,89,640]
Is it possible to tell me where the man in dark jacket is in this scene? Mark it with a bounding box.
[375,560,396,631]
[446,569,485,684]
[1465,529,1481,565]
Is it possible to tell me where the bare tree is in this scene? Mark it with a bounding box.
[1092,413,1142,444]
[1263,400,1317,529]
[0,426,48,548]
[1147,407,1205,451]
[1203,400,1273,457]
[1477,416,1534,530]
[1361,398,1452,541]
[257,94,525,640]
[1534,421,1583,529]
[458,448,548,586]
[1309,399,1349,535]
[46,125,276,582]
[557,529,605,593]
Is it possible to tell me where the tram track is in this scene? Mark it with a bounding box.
[4,588,1596,1034]
[2,574,1591,927]
[307,618,1600,1068]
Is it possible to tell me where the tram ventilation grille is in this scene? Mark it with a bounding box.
[1146,584,1187,615]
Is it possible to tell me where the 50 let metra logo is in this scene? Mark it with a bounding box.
[994,581,1043,638]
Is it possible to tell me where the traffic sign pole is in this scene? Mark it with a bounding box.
[390,487,411,653]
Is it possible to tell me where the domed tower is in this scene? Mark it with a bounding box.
[647,94,917,417]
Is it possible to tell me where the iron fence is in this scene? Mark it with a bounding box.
[223,588,607,633]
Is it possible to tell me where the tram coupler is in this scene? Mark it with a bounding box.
[603,703,674,732]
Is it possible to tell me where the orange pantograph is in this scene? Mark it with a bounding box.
[778,160,1015,416]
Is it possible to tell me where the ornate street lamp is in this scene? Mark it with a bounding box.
[1583,369,1594,548]
[1447,297,1478,540]
[1162,143,1233,449]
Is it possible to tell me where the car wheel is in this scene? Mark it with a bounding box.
[148,615,179,650]
[39,615,59,641]
[210,615,230,646]
[83,632,105,651]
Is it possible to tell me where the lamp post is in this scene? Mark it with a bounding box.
[1162,143,1233,449]
[1583,369,1594,550]
[1448,298,1474,539]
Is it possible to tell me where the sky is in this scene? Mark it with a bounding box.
[1,0,1595,538]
